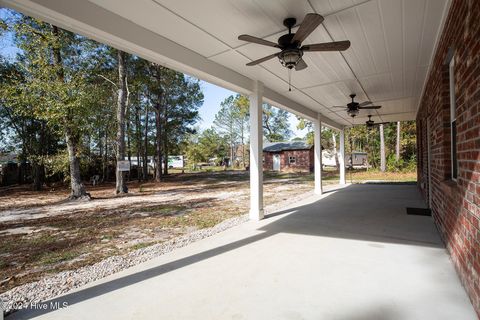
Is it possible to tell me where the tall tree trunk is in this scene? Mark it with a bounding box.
[379,124,386,172]
[154,104,162,182]
[135,104,142,181]
[103,128,108,181]
[65,127,88,198]
[163,107,168,176]
[163,139,168,176]
[396,121,401,161]
[32,162,42,191]
[126,106,132,178]
[230,144,234,168]
[115,50,128,194]
[332,131,339,170]
[32,121,46,191]
[143,103,149,180]
[240,121,245,168]
[153,65,164,182]
[51,25,88,199]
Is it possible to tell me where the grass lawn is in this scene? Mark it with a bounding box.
[322,168,417,184]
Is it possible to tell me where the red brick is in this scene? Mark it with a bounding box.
[416,0,480,314]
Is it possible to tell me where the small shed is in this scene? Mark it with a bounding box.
[347,151,368,168]
[263,141,314,173]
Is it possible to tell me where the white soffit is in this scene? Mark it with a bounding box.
[2,0,449,127]
[89,0,447,125]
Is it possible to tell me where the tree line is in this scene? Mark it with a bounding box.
[296,116,416,172]
[346,121,416,172]
[0,11,416,200]
[0,11,297,198]
[0,12,203,198]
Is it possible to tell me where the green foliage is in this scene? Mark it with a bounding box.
[44,150,92,182]
[295,115,416,173]
[6,17,96,133]
[184,132,204,170]
[346,121,416,172]
[386,153,404,172]
[263,104,292,142]
[213,94,249,166]
[198,128,229,162]
[214,96,240,147]
[295,117,338,150]
[1,10,205,186]
[387,153,416,172]
[0,19,6,33]
[184,128,229,168]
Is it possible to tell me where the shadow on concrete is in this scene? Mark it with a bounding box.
[8,183,441,319]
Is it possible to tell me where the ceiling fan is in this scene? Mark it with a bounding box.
[365,115,389,129]
[238,13,350,90]
[333,94,381,118]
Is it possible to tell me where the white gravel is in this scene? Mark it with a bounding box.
[0,191,314,315]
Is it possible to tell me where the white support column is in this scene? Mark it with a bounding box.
[339,129,346,185]
[249,81,264,220]
[314,114,322,195]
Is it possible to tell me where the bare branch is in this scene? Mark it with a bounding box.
[98,74,118,89]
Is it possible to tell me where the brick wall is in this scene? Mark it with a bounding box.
[263,149,313,172]
[263,152,274,171]
[416,0,480,315]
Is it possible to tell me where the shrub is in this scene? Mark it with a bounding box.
[386,153,416,173]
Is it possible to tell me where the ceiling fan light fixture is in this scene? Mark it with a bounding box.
[347,109,359,117]
[278,49,302,69]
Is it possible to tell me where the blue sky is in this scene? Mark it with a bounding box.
[198,81,307,137]
[0,8,308,138]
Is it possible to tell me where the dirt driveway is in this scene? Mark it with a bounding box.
[0,171,315,293]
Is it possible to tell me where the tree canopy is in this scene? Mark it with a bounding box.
[0,10,204,193]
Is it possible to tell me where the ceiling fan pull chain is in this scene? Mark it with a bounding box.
[288,68,292,92]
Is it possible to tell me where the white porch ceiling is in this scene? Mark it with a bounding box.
[2,0,449,126]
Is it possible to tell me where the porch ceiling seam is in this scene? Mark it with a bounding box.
[307,0,384,123]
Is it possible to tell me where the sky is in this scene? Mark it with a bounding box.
[197,81,307,138]
[0,8,308,138]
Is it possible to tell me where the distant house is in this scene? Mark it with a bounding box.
[263,141,315,173]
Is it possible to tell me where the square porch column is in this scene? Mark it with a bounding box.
[339,129,346,185]
[314,114,322,195]
[249,81,264,220]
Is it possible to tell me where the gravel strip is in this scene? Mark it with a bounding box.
[0,191,314,315]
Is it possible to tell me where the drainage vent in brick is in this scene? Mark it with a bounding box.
[406,207,432,216]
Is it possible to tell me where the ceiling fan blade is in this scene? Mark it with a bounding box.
[302,40,351,51]
[238,34,279,48]
[246,52,279,66]
[295,58,308,71]
[332,106,346,108]
[292,13,324,44]
[358,105,381,109]
[358,101,372,107]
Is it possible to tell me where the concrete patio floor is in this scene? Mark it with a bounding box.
[9,184,477,320]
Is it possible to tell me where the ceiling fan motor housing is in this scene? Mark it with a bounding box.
[278,21,302,69]
[278,33,297,48]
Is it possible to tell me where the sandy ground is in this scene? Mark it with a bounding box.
[0,171,315,292]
